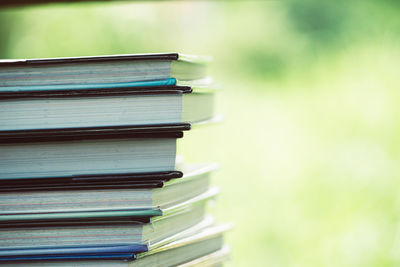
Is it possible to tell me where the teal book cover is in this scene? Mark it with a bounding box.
[0,78,177,92]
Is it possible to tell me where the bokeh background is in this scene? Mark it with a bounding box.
[1,1,400,266]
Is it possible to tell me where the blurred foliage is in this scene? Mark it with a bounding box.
[286,0,349,45]
[1,1,400,266]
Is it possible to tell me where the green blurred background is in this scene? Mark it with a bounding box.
[1,1,400,266]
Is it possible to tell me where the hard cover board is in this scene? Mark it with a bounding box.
[0,170,183,187]
[0,53,180,66]
[0,127,187,143]
[0,85,192,98]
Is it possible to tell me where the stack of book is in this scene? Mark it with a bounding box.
[0,53,230,266]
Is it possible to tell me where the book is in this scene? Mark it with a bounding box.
[0,132,181,180]
[0,200,213,250]
[0,53,208,92]
[0,88,215,132]
[0,164,218,219]
[0,187,218,228]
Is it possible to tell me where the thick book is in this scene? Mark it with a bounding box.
[0,88,215,132]
[0,53,208,92]
[0,224,231,265]
[0,199,213,251]
[0,188,218,228]
[0,164,218,222]
[0,131,182,180]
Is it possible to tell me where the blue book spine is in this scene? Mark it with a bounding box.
[0,244,148,257]
[0,253,136,261]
